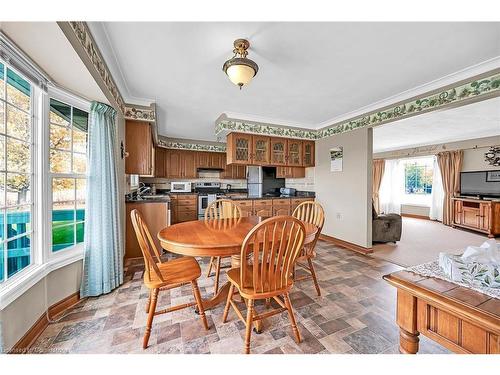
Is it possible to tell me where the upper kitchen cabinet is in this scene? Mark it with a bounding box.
[196,151,211,168]
[154,147,167,177]
[196,151,225,169]
[252,135,271,165]
[165,149,197,179]
[125,120,154,175]
[287,139,303,166]
[303,140,315,167]
[270,137,287,166]
[226,132,253,164]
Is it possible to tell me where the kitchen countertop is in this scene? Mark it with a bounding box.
[227,194,315,201]
[126,195,171,203]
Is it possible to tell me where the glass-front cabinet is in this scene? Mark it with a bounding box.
[303,141,315,167]
[227,132,252,164]
[252,135,270,165]
[270,137,287,165]
[287,139,303,166]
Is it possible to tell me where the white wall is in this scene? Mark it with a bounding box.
[315,128,373,248]
[462,146,500,172]
[285,167,315,192]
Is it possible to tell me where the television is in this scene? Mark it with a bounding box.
[460,170,500,198]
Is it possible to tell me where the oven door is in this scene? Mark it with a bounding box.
[198,195,209,217]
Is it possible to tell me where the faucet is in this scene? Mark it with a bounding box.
[136,183,151,200]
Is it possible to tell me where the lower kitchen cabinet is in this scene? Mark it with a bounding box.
[233,197,314,218]
[125,201,170,258]
[170,193,198,224]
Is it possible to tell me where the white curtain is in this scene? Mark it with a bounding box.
[379,159,404,215]
[429,155,445,221]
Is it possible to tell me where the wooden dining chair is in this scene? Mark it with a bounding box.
[222,216,306,354]
[204,199,242,294]
[130,209,209,349]
[292,201,325,296]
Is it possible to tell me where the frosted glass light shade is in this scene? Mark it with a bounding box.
[226,64,256,86]
[222,57,258,88]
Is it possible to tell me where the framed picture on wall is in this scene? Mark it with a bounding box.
[330,146,343,172]
[486,170,500,182]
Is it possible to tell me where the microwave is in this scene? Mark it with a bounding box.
[170,181,192,193]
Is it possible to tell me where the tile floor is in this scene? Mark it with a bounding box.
[30,240,450,354]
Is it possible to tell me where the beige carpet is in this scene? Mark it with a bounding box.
[371,217,492,267]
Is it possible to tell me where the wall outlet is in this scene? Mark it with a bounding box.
[336,212,342,220]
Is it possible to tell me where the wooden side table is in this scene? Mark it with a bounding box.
[384,270,500,354]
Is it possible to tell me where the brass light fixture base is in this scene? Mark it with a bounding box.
[233,39,250,58]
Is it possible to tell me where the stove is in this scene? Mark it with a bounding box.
[195,182,226,218]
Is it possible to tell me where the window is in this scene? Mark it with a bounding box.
[49,99,88,252]
[0,62,33,282]
[404,159,433,195]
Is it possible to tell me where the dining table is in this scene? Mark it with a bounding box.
[157,216,318,332]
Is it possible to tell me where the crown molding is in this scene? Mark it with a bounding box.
[216,67,500,141]
[158,139,226,152]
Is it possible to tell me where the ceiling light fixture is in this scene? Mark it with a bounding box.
[222,39,259,89]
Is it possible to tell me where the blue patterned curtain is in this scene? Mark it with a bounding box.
[80,102,123,297]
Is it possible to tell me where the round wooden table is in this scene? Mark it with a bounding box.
[158,216,318,323]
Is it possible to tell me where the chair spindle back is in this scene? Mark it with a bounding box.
[204,199,242,220]
[240,216,306,294]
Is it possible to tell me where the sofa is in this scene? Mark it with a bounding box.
[372,203,402,243]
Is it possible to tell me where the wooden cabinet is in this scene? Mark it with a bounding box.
[235,200,254,217]
[165,150,197,178]
[252,135,271,165]
[197,152,225,169]
[452,198,500,238]
[125,120,154,175]
[272,199,290,216]
[253,200,273,218]
[221,153,247,179]
[276,166,306,179]
[287,139,303,166]
[125,201,169,258]
[270,137,287,166]
[303,141,315,167]
[170,193,197,224]
[226,132,315,168]
[154,147,167,178]
[226,132,253,165]
[291,197,315,212]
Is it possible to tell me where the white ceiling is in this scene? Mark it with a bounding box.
[373,96,500,153]
[88,22,500,141]
[2,22,109,104]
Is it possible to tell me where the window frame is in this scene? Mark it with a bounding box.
[0,61,37,285]
[403,159,433,196]
[45,86,90,263]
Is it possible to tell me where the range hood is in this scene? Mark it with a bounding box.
[197,167,224,172]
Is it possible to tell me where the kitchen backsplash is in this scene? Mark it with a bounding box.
[140,170,247,190]
[285,167,315,192]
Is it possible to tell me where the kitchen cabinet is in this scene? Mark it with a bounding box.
[291,197,315,212]
[125,120,154,175]
[235,200,254,217]
[252,135,271,165]
[125,201,170,258]
[226,132,253,165]
[253,200,273,217]
[165,150,197,179]
[154,147,167,178]
[276,166,306,179]
[234,197,314,218]
[303,141,315,167]
[221,154,247,179]
[210,152,225,169]
[197,152,211,168]
[272,199,291,216]
[170,193,197,224]
[287,139,303,166]
[270,137,287,166]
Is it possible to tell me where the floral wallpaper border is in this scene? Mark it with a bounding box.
[216,71,500,140]
[158,140,226,152]
[66,21,126,114]
[124,104,156,122]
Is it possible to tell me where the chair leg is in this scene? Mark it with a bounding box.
[244,299,254,354]
[283,292,301,344]
[206,257,214,277]
[214,257,221,295]
[143,288,158,349]
[191,280,209,330]
[222,283,235,323]
[307,257,321,296]
[145,290,151,313]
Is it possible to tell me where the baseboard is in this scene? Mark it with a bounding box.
[401,213,430,220]
[319,234,373,254]
[9,292,80,354]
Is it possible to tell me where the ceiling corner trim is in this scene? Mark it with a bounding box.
[215,69,500,141]
[58,21,126,114]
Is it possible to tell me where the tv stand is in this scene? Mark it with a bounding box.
[451,197,500,238]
